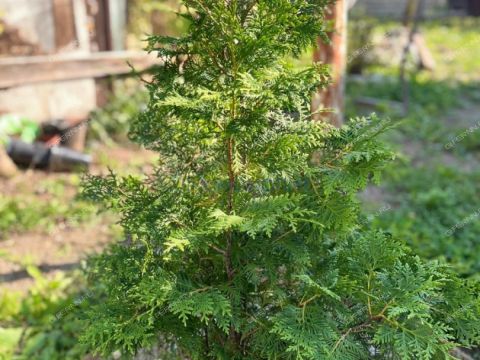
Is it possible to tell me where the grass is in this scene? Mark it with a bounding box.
[422,17,480,80]
[0,267,91,359]
[0,196,98,238]
[346,17,480,279]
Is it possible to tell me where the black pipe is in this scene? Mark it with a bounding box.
[5,138,91,172]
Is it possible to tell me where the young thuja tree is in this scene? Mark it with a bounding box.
[81,1,480,359]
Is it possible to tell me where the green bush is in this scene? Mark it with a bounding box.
[0,268,90,360]
[80,1,480,359]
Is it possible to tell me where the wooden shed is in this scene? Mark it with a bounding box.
[0,0,159,124]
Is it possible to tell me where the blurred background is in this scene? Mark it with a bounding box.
[0,0,479,358]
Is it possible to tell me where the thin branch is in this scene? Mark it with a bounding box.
[208,244,227,255]
[399,0,426,115]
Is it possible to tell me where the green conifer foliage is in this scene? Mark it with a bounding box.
[81,1,480,358]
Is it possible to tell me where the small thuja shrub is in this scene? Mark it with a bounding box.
[81,1,480,359]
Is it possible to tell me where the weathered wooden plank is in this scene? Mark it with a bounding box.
[0,51,163,89]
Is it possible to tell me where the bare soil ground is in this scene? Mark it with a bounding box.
[0,144,156,294]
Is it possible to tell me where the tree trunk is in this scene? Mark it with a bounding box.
[311,0,348,128]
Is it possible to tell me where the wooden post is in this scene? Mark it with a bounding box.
[89,0,115,108]
[52,0,91,150]
[52,0,77,50]
[90,0,113,52]
[108,0,128,51]
[72,0,91,52]
[311,0,347,128]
